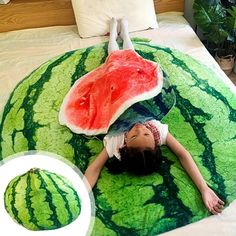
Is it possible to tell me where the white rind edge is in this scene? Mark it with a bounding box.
[59,65,164,135]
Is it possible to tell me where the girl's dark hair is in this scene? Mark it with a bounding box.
[105,147,162,175]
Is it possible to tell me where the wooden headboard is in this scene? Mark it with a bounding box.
[0,0,184,33]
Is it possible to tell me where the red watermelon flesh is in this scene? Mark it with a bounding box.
[59,49,163,135]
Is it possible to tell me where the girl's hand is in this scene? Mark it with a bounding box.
[201,186,224,214]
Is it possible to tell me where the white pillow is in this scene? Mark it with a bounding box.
[71,0,158,38]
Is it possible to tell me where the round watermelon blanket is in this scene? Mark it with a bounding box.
[4,168,81,231]
[0,40,236,235]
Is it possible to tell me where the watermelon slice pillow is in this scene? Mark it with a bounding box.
[59,49,163,135]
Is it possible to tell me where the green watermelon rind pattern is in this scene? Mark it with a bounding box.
[4,168,81,231]
[0,40,236,235]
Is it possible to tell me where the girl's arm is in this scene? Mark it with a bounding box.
[84,148,109,191]
[166,132,224,214]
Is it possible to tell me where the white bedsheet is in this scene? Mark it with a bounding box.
[0,13,235,235]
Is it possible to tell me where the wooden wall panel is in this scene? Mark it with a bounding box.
[0,0,184,33]
[155,0,184,14]
[0,0,75,32]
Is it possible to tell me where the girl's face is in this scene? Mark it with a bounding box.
[125,124,155,150]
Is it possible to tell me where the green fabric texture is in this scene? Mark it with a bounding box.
[0,40,236,235]
[4,168,81,231]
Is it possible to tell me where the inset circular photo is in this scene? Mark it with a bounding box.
[0,151,95,236]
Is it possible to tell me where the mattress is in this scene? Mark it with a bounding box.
[0,12,235,235]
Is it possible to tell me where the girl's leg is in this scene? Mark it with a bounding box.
[120,18,134,50]
[108,18,119,54]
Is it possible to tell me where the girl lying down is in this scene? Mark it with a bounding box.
[84,18,224,215]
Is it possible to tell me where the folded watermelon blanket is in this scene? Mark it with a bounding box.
[59,49,164,135]
[0,39,236,235]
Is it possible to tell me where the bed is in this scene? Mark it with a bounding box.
[0,0,236,235]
